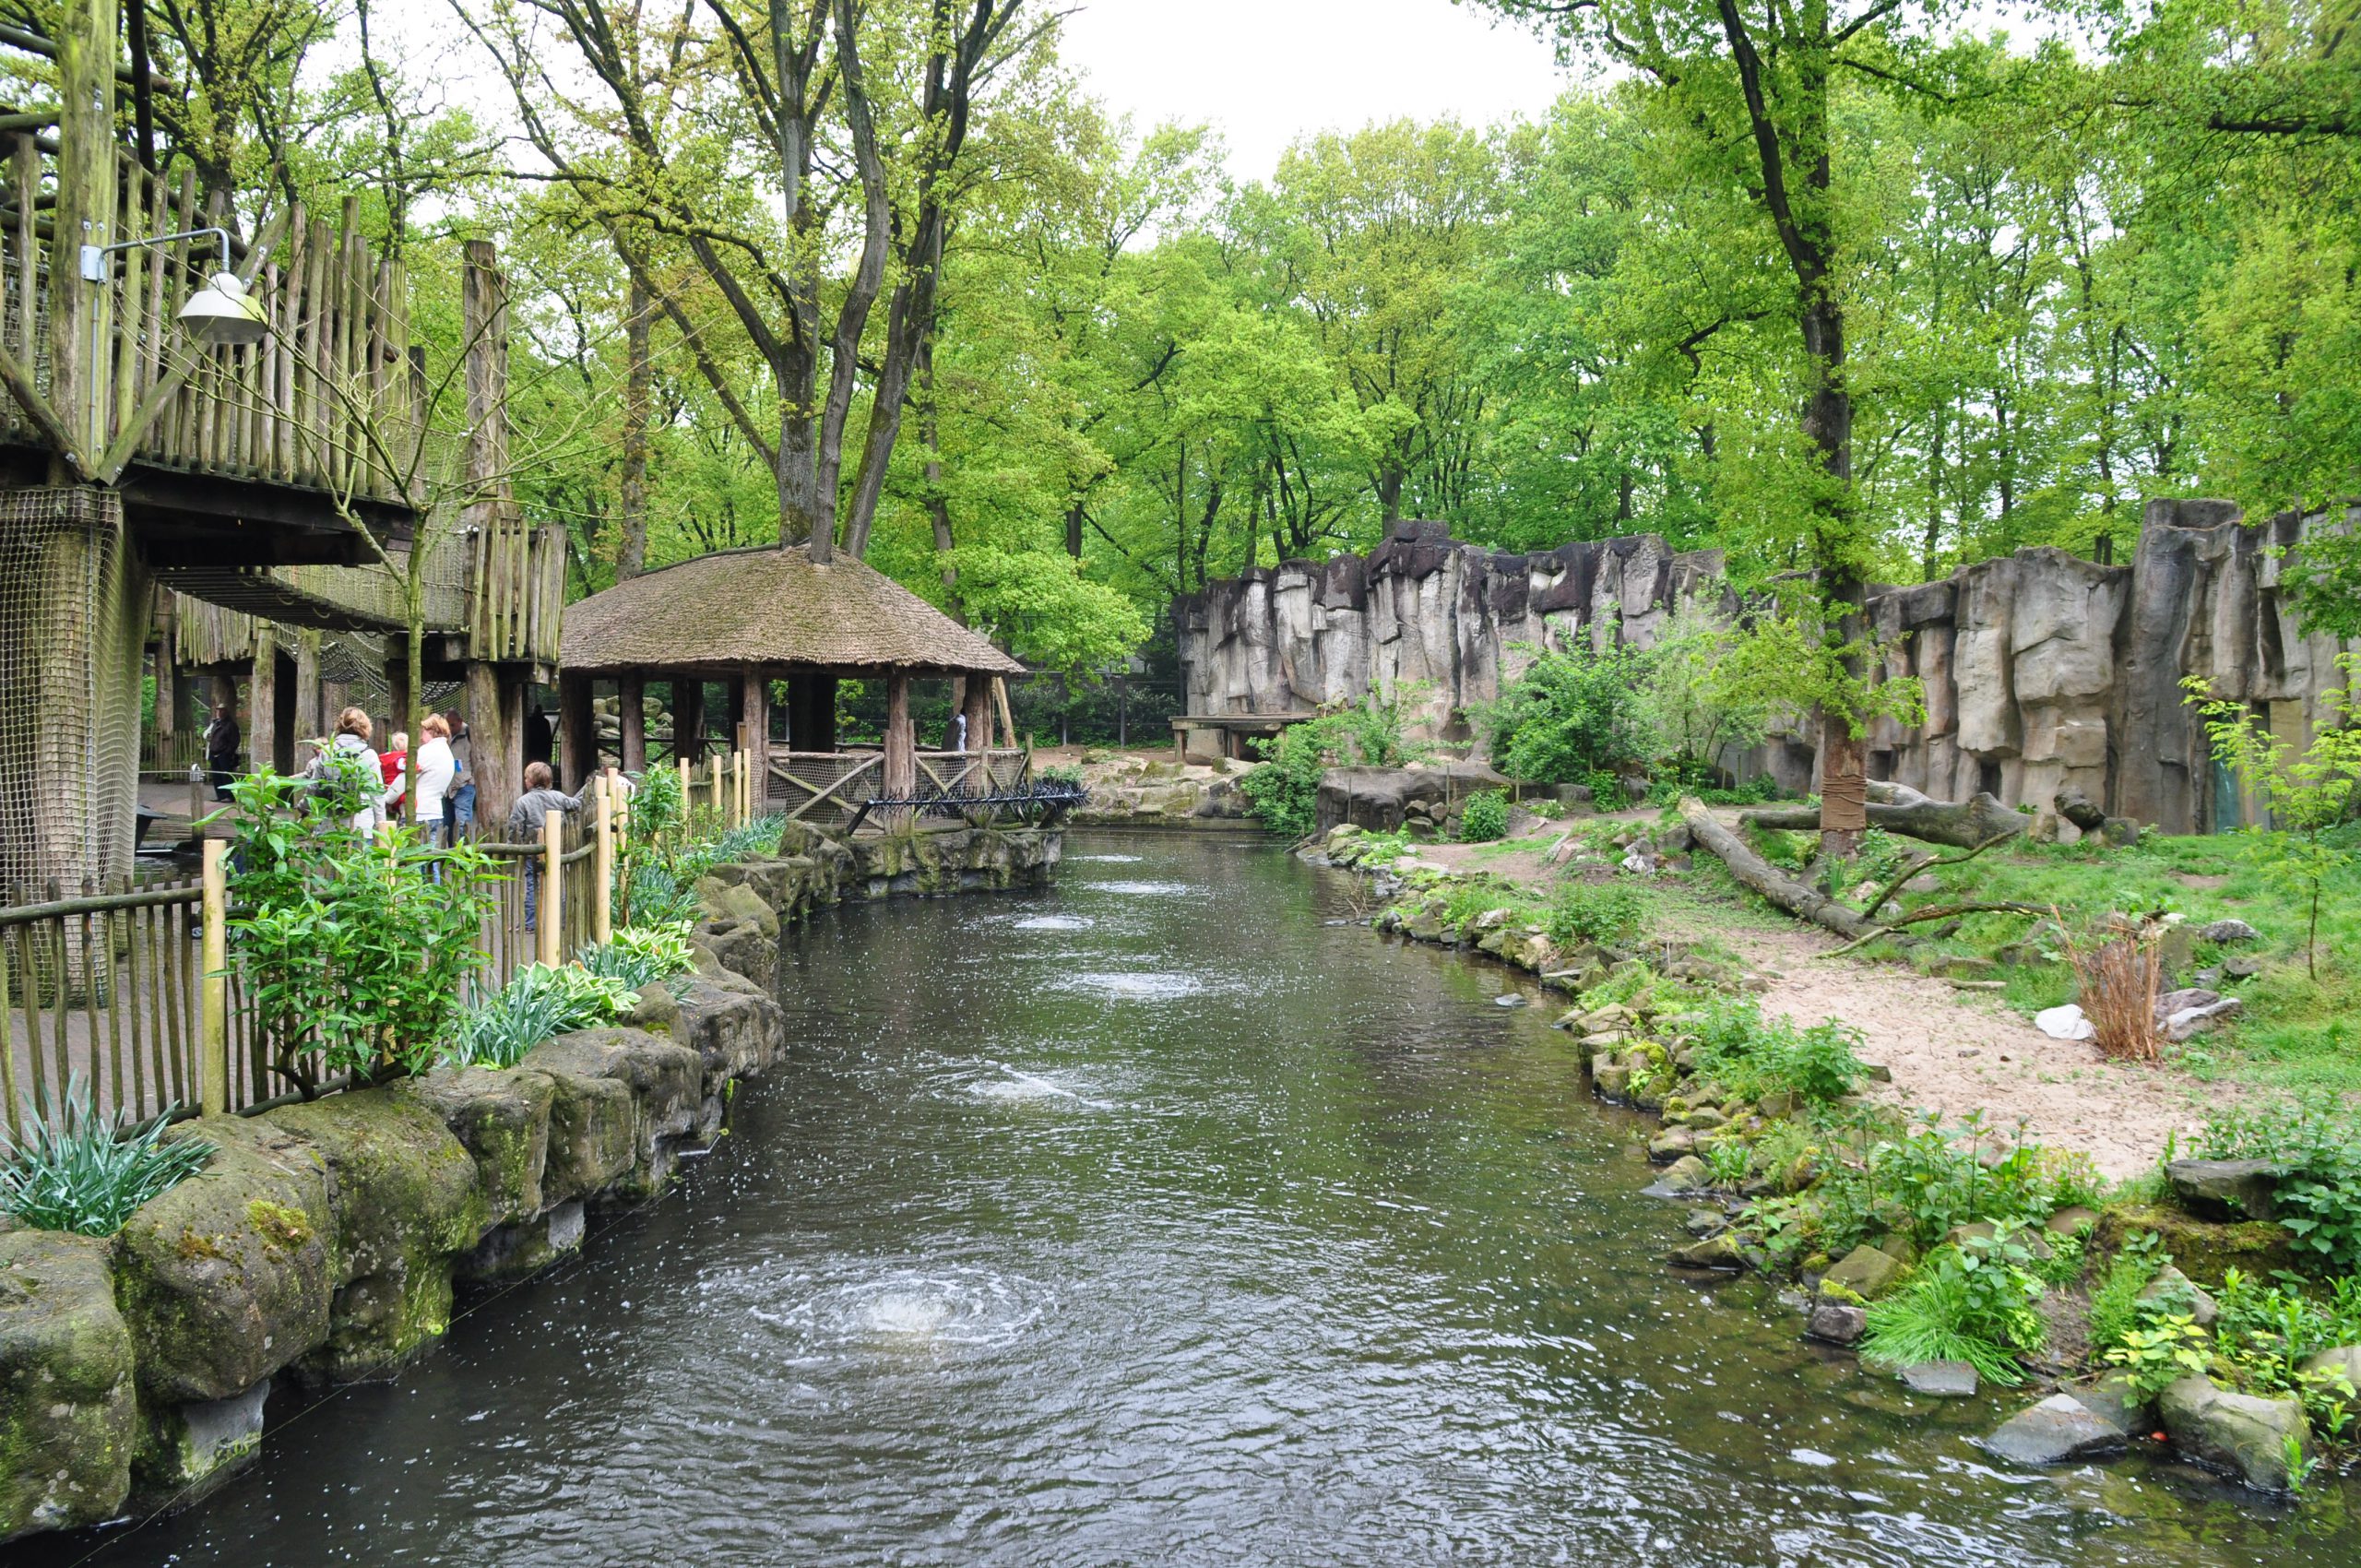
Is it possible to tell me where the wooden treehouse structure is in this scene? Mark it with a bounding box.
[0,5,559,897]
[557,544,1033,832]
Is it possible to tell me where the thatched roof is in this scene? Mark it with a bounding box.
[560,544,1025,677]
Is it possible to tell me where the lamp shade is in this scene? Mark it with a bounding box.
[179,271,267,347]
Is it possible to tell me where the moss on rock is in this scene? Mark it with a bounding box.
[0,1230,136,1540]
[395,1066,556,1229]
[2091,1205,2299,1289]
[113,1117,333,1405]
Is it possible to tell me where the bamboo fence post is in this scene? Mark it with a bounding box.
[678,754,691,815]
[710,754,724,821]
[593,777,613,947]
[200,841,227,1118]
[0,927,15,1139]
[540,809,564,968]
[736,749,749,828]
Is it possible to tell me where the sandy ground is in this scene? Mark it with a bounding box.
[1412,825,2216,1179]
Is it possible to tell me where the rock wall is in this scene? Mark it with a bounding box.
[0,822,1063,1544]
[1176,502,2359,835]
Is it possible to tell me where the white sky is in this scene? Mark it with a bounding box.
[1055,0,1573,182]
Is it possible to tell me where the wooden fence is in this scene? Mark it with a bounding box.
[764,747,1032,829]
[0,771,662,1136]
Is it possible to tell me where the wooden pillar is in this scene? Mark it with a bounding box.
[464,663,516,826]
[993,677,1017,750]
[962,672,991,761]
[152,643,177,741]
[884,671,916,803]
[291,629,323,744]
[271,648,298,774]
[386,633,412,753]
[675,678,706,763]
[740,668,769,813]
[558,670,594,790]
[52,0,123,466]
[247,629,277,780]
[620,671,647,775]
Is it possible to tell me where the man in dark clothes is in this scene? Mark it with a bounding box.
[204,702,242,800]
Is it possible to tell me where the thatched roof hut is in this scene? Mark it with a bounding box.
[560,544,1022,678]
[554,545,1026,814]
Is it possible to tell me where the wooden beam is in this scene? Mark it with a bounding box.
[884,671,915,805]
[620,671,646,776]
[557,670,593,791]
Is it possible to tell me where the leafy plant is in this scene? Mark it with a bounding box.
[1861,1235,2047,1386]
[1458,790,1510,843]
[447,964,640,1069]
[1240,688,1422,838]
[577,921,698,992]
[0,1077,213,1237]
[2196,1098,2361,1276]
[224,769,498,1092]
[1686,996,1867,1107]
[1703,1138,1752,1189]
[1477,641,1652,787]
[2085,1243,2164,1358]
[2185,655,2361,978]
[2106,1314,2213,1398]
[1544,879,1646,946]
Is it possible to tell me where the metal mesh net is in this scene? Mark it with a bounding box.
[0,487,145,901]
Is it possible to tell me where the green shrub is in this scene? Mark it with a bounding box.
[448,964,639,1069]
[2085,1242,2164,1358]
[1240,691,1419,838]
[2194,1097,2361,1276]
[577,921,697,992]
[0,1077,213,1237]
[1861,1232,2048,1386]
[1544,879,1646,946]
[1687,996,1867,1107]
[2106,1314,2213,1398]
[1478,642,1653,786]
[1458,790,1510,843]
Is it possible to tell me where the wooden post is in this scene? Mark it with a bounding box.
[52,0,122,467]
[675,677,705,763]
[709,752,724,819]
[465,661,521,829]
[592,775,613,946]
[539,806,563,968]
[247,629,277,779]
[558,670,593,790]
[386,633,412,763]
[677,754,690,814]
[199,837,226,1117]
[962,672,992,768]
[884,671,916,809]
[993,677,1017,752]
[292,629,323,747]
[620,671,647,775]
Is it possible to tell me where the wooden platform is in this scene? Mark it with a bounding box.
[1169,711,1318,763]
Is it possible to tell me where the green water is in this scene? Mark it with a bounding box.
[35,832,2356,1565]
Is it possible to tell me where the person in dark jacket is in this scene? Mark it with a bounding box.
[204,702,241,800]
[507,761,582,932]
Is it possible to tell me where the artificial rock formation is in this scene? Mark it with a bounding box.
[1176,501,2360,835]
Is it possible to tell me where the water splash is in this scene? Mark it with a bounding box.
[1012,914,1093,932]
[1072,853,1142,862]
[1089,880,1191,896]
[756,1266,1052,1349]
[1058,970,1205,1002]
[975,1062,1115,1110]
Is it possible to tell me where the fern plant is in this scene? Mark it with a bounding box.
[0,1077,213,1236]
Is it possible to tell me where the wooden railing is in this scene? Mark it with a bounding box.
[763,747,1033,830]
[0,131,435,504]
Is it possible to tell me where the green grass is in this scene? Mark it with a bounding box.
[1893,830,2361,1095]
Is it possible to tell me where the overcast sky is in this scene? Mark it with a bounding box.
[1055,0,1574,181]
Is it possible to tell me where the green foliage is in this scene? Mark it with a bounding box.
[2195,1098,2361,1277]
[2106,1314,2214,1399]
[0,1077,213,1238]
[1543,879,1646,946]
[618,773,787,928]
[1457,790,1510,843]
[1862,1233,2048,1387]
[448,964,640,1070]
[1635,606,1775,779]
[576,921,697,992]
[1703,1139,1752,1189]
[1479,642,1652,787]
[1240,690,1420,838]
[2086,1244,2165,1359]
[223,769,498,1091]
[1687,995,1868,1107]
[2185,658,2361,978]
[1716,614,1928,743]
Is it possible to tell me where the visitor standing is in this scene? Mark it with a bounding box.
[305,707,386,835]
[446,712,478,839]
[380,731,409,821]
[414,715,457,847]
[203,701,241,800]
[507,761,582,932]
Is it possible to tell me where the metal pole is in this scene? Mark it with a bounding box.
[199,837,226,1117]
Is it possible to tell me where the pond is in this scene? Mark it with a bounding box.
[40,833,2357,1565]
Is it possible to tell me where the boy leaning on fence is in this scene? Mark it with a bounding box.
[507,761,583,932]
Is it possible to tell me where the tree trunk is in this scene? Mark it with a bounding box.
[558,671,594,791]
[1738,790,2025,850]
[617,273,651,579]
[1679,797,1883,942]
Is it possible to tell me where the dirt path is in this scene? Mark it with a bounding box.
[1411,827,2216,1179]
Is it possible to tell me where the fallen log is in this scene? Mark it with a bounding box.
[1738,790,2027,849]
[1678,796,1886,944]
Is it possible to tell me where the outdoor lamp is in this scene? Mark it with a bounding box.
[176,270,267,347]
[80,226,267,347]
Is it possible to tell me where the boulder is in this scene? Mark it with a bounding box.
[1983,1393,2129,1467]
[2164,995,2243,1041]
[135,1380,267,1504]
[2159,1376,2313,1491]
[113,1117,334,1405]
[1821,1244,1907,1302]
[1667,1234,1743,1270]
[1899,1360,1980,1397]
[396,1066,555,1228]
[259,1090,486,1380]
[673,973,789,1091]
[1646,1127,1698,1162]
[0,1231,136,1539]
[2091,1205,2297,1289]
[2199,919,2260,944]
[1591,1059,1632,1099]
[2067,1370,2155,1437]
[1805,1301,1868,1347]
[2046,1206,2101,1236]
[522,1028,704,1198]
[2165,1158,2282,1222]
[1658,1155,1711,1191]
[2141,1265,2220,1327]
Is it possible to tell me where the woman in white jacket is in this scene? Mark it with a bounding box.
[412,712,458,845]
